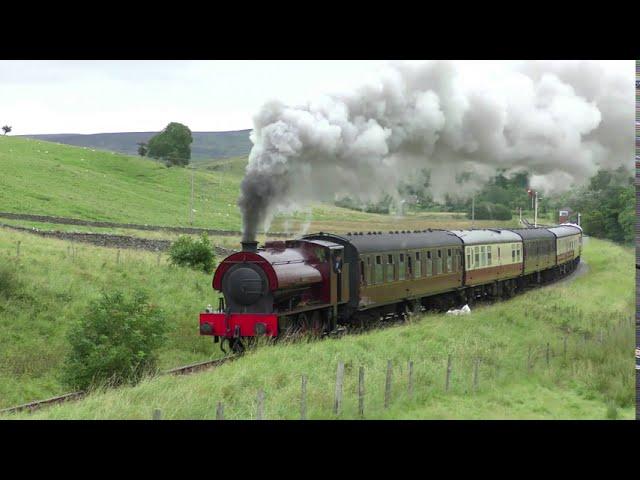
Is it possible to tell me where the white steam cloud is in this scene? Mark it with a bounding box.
[238,60,633,240]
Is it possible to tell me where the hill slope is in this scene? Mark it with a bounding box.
[20,130,253,161]
[0,136,518,234]
[3,237,633,419]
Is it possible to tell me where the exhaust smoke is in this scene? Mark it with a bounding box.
[238,60,633,241]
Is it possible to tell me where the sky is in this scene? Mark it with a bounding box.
[0,60,632,135]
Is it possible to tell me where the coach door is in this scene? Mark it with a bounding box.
[330,246,346,305]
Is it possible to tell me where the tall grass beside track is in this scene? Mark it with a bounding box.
[0,228,223,408]
[3,237,634,420]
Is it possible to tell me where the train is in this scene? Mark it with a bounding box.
[199,224,583,353]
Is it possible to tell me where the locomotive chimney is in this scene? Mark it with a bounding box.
[241,240,258,253]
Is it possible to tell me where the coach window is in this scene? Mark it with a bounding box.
[446,249,452,273]
[517,245,521,262]
[426,251,433,276]
[360,260,366,285]
[466,248,472,270]
[474,246,480,266]
[512,245,516,263]
[436,250,442,275]
[487,246,492,266]
[375,255,383,284]
[406,254,412,278]
[398,253,406,280]
[480,246,486,267]
[414,252,421,277]
[386,254,395,282]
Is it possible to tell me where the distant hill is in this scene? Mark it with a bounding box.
[20,130,252,161]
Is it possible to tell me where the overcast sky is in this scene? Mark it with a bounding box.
[0,60,631,135]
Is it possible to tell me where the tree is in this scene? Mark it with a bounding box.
[147,122,193,166]
[2,125,11,135]
[137,142,148,157]
[62,291,168,390]
[168,233,216,273]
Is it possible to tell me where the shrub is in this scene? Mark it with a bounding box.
[467,201,512,221]
[0,263,21,299]
[168,233,215,273]
[62,291,167,390]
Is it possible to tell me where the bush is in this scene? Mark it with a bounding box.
[0,263,21,299]
[62,291,167,390]
[467,202,512,221]
[168,233,215,273]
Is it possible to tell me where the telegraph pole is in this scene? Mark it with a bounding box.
[534,191,538,228]
[189,166,195,226]
[471,196,475,229]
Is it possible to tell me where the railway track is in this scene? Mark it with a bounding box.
[0,356,236,416]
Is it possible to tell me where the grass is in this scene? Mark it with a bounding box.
[3,236,633,419]
[0,136,523,235]
[0,227,224,408]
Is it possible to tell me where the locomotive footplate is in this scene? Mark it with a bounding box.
[199,312,279,338]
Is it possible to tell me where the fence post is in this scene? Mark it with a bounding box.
[527,346,532,372]
[256,390,265,420]
[300,375,307,420]
[116,249,121,264]
[445,355,452,392]
[152,408,162,420]
[216,402,224,420]
[408,360,414,398]
[563,335,568,360]
[546,342,550,367]
[358,366,365,417]
[334,362,344,416]
[16,241,21,258]
[157,251,161,266]
[473,358,479,393]
[384,360,392,408]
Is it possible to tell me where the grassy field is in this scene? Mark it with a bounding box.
[0,227,225,408]
[0,136,523,235]
[3,236,633,420]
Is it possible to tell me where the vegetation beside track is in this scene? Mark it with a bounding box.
[3,237,633,419]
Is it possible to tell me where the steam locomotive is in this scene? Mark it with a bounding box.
[199,225,582,353]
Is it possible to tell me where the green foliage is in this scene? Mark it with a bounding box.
[0,262,21,299]
[62,291,168,390]
[551,167,633,243]
[147,122,193,166]
[136,142,147,157]
[467,201,512,220]
[168,233,215,273]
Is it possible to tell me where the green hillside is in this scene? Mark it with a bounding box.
[2,237,633,419]
[0,136,517,235]
[21,130,253,161]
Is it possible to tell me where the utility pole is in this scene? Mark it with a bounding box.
[189,167,195,226]
[577,212,581,226]
[519,207,522,225]
[534,191,538,228]
[471,195,475,229]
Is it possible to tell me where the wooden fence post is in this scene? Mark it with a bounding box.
[334,362,344,415]
[16,241,21,258]
[384,360,392,408]
[563,335,568,360]
[527,346,532,372]
[445,355,452,392]
[358,366,365,417]
[256,390,265,420]
[300,375,307,420]
[408,360,414,398]
[116,249,121,264]
[152,408,162,420]
[546,342,550,367]
[473,358,479,393]
[216,402,224,420]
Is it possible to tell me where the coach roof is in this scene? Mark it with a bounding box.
[341,230,462,254]
[508,228,556,241]
[547,225,582,238]
[448,229,522,245]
